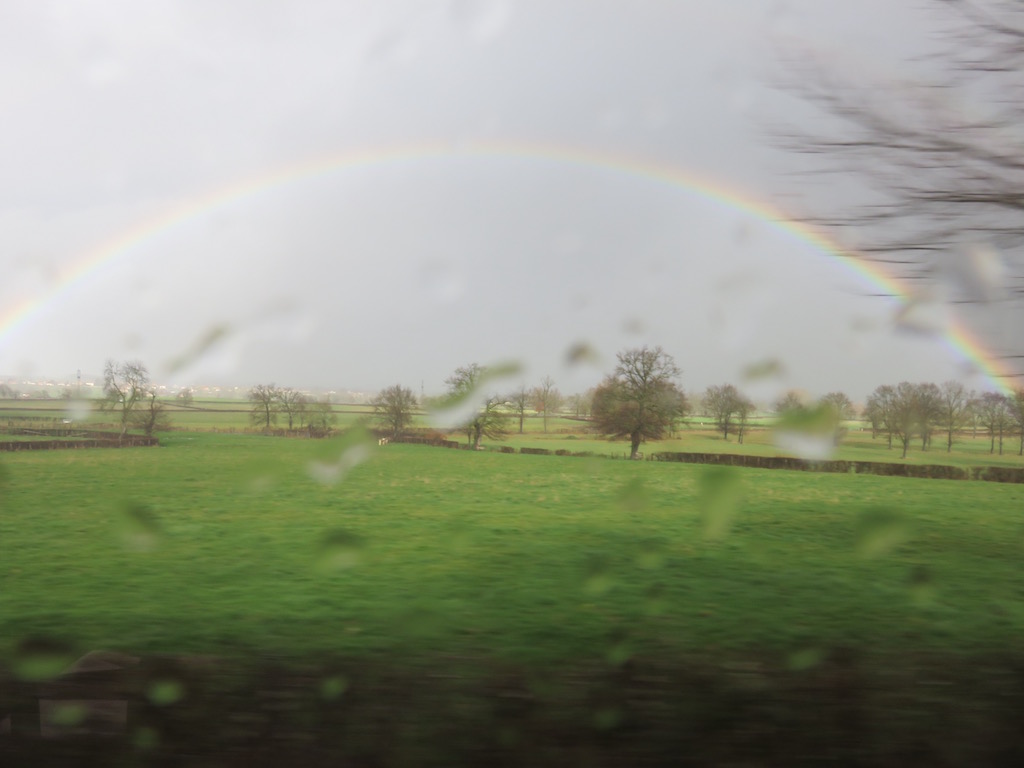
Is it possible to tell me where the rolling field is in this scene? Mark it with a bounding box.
[2,431,1023,666]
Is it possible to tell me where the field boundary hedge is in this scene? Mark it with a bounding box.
[393,436,1024,484]
[652,451,1024,482]
[0,429,158,451]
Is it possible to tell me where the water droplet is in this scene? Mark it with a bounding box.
[13,637,75,681]
[117,502,162,552]
[772,404,837,460]
[63,398,92,423]
[635,539,666,570]
[583,555,614,596]
[419,260,466,304]
[952,243,1007,303]
[699,467,743,540]
[605,629,632,666]
[48,702,87,727]
[442,518,475,551]
[893,291,949,336]
[622,316,645,334]
[165,324,232,374]
[448,0,510,43]
[564,341,600,367]
[643,583,667,616]
[315,530,366,572]
[855,507,912,558]
[593,707,622,730]
[146,679,185,706]
[786,647,824,671]
[134,725,160,750]
[615,478,649,514]
[307,429,373,485]
[320,675,349,701]
[907,565,936,605]
[741,358,785,380]
[399,604,442,638]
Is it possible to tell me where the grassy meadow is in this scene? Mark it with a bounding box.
[2,431,1023,667]
[5,408,1024,763]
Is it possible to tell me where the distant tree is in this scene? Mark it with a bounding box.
[937,381,972,452]
[567,390,593,419]
[373,384,418,439]
[914,382,943,451]
[1010,388,1024,456]
[591,346,686,459]
[976,391,1011,455]
[888,382,922,459]
[734,394,756,445]
[102,359,150,439]
[307,398,337,437]
[507,384,531,434]
[248,384,281,432]
[819,392,856,421]
[703,383,746,441]
[773,390,805,415]
[277,387,306,431]
[0,382,16,398]
[132,389,171,437]
[532,375,563,434]
[445,363,509,449]
[865,384,896,447]
[819,391,857,445]
[176,387,194,406]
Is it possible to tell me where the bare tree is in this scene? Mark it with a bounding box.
[176,387,194,406]
[133,389,171,437]
[567,390,594,419]
[734,394,756,445]
[507,384,531,434]
[889,382,922,459]
[819,391,857,445]
[445,364,509,449]
[703,383,745,441]
[1007,387,1024,456]
[373,384,418,439]
[102,359,149,438]
[591,347,686,459]
[938,380,972,452]
[915,382,943,451]
[976,391,1011,454]
[780,1,1024,375]
[248,384,281,432]
[277,387,306,431]
[307,398,337,437]
[773,390,805,416]
[865,384,896,447]
[532,375,562,434]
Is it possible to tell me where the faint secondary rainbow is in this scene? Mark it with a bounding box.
[1,139,1015,392]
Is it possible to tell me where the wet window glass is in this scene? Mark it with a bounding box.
[2,1,1023,763]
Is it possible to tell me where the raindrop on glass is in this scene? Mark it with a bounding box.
[855,507,912,558]
[315,530,366,573]
[699,467,743,540]
[12,636,75,682]
[117,502,162,552]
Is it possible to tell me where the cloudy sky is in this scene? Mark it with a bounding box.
[0,0,1014,401]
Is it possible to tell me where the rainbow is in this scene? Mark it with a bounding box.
[1,139,1015,392]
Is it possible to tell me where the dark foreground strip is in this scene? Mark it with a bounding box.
[3,650,1024,766]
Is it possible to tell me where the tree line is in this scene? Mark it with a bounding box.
[863,381,1024,458]
[100,354,1024,459]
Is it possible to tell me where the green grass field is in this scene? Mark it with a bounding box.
[2,432,1023,668]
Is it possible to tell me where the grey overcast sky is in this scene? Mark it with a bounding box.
[0,0,1011,401]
